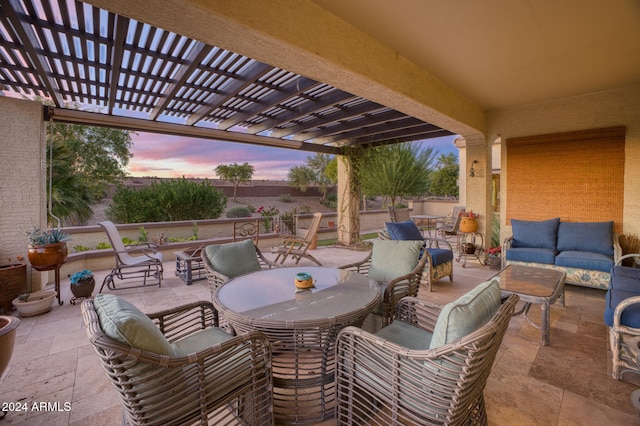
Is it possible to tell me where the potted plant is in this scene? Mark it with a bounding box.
[27,228,70,270]
[69,269,95,304]
[459,211,480,233]
[0,257,27,314]
[12,290,56,317]
[487,246,502,270]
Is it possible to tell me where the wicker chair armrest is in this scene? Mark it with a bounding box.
[394,296,443,333]
[255,247,284,269]
[148,300,220,342]
[613,296,640,328]
[423,237,454,251]
[337,251,373,274]
[613,234,623,262]
[378,229,391,240]
[615,253,640,267]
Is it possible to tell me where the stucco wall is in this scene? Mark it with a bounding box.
[487,84,640,241]
[0,97,46,290]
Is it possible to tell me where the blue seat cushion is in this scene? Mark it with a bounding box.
[385,220,424,241]
[505,247,556,264]
[511,218,559,249]
[554,251,613,273]
[425,248,453,266]
[557,221,614,256]
[605,288,640,328]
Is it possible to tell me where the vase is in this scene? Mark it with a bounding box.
[0,315,20,379]
[27,242,68,270]
[0,263,27,314]
[459,217,478,233]
[12,290,56,317]
[70,278,95,299]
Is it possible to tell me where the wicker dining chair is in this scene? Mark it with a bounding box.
[203,239,282,300]
[335,285,519,426]
[339,239,428,332]
[81,294,273,426]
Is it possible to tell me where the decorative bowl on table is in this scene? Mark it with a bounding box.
[294,272,315,289]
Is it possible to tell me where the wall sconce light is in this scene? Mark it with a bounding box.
[469,160,478,178]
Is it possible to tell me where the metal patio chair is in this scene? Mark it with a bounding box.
[98,221,163,292]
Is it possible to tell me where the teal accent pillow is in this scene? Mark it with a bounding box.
[368,240,423,283]
[511,218,560,249]
[94,294,175,356]
[386,220,424,241]
[430,279,501,349]
[204,239,261,279]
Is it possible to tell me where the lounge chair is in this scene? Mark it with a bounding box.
[98,221,163,292]
[271,212,323,266]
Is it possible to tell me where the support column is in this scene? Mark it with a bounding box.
[462,134,492,252]
[336,155,360,246]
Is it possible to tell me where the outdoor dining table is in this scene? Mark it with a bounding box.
[410,214,444,238]
[213,266,380,425]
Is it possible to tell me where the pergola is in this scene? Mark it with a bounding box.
[0,0,453,153]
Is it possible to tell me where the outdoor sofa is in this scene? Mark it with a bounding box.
[503,218,621,290]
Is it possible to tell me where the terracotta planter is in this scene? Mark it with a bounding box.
[70,278,95,299]
[27,242,68,270]
[0,263,27,313]
[0,315,20,378]
[12,290,56,317]
[459,217,478,233]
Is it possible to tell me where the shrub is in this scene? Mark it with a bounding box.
[320,193,338,210]
[107,178,227,223]
[226,206,253,218]
[279,193,293,202]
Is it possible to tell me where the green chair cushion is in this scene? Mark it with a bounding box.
[375,320,433,350]
[94,294,175,356]
[368,240,423,283]
[430,279,501,349]
[204,239,261,279]
[171,327,234,356]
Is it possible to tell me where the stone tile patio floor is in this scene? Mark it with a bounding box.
[1,245,640,425]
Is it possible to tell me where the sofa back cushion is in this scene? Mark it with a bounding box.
[511,218,560,250]
[430,279,501,349]
[556,221,614,256]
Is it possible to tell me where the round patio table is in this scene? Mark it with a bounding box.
[214,266,380,425]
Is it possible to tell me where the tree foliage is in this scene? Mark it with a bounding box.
[46,119,132,226]
[429,153,459,198]
[358,142,437,206]
[287,154,337,200]
[214,162,255,201]
[107,178,227,223]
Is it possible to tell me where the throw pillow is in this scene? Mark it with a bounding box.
[94,293,175,356]
[430,279,501,349]
[556,221,614,256]
[511,218,560,249]
[386,220,424,241]
[204,239,261,279]
[368,240,423,283]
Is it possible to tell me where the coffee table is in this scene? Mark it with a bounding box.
[213,266,380,424]
[491,265,565,345]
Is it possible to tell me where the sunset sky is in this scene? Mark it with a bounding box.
[126,132,460,180]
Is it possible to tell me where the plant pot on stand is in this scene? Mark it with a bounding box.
[28,242,68,306]
[70,277,95,305]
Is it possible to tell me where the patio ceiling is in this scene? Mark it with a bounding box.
[0,0,453,154]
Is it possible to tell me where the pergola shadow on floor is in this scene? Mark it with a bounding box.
[1,245,639,425]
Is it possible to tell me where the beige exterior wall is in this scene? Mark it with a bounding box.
[487,84,640,242]
[0,97,47,290]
